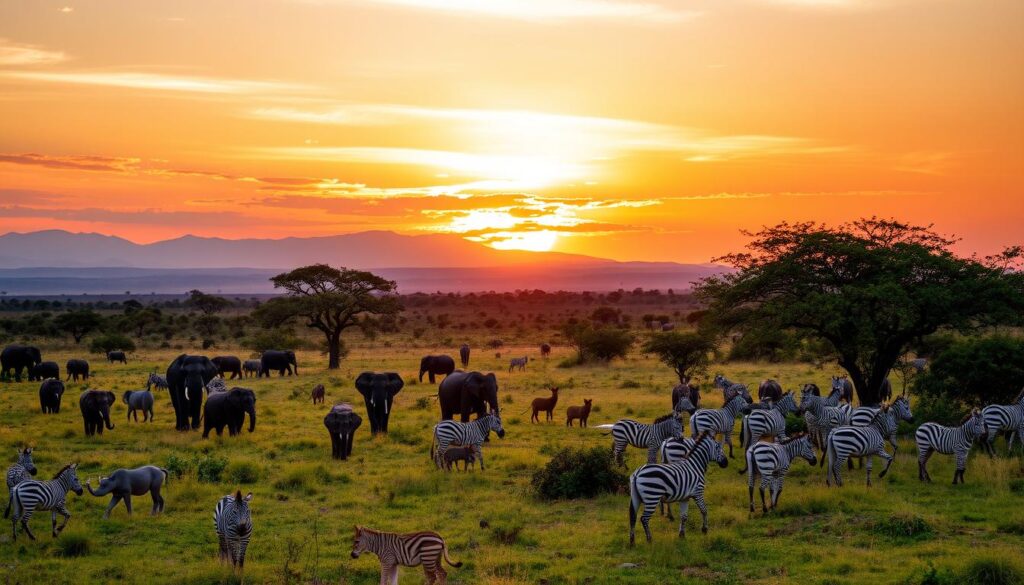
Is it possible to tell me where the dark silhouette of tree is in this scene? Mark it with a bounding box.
[185,289,232,315]
[54,310,103,344]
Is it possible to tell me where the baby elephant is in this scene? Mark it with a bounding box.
[86,465,169,518]
[123,390,154,422]
[311,384,325,405]
[443,445,478,471]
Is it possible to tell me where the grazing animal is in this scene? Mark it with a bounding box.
[419,355,455,384]
[746,434,817,513]
[980,388,1024,455]
[324,403,362,460]
[671,381,701,414]
[848,394,914,452]
[657,436,698,519]
[799,386,851,462]
[431,413,505,470]
[351,526,462,585]
[242,360,261,378]
[628,432,728,545]
[107,350,127,364]
[202,388,257,438]
[689,386,753,458]
[147,372,168,391]
[4,448,37,519]
[9,463,83,541]
[214,491,253,570]
[211,355,243,379]
[85,465,169,517]
[442,445,477,471]
[540,343,551,358]
[528,387,559,423]
[311,384,325,405]
[737,391,800,474]
[566,399,593,427]
[79,390,116,436]
[437,371,500,422]
[259,349,298,377]
[28,361,59,382]
[606,413,684,467]
[166,354,218,431]
[508,356,528,373]
[830,376,855,403]
[459,344,470,368]
[758,379,783,403]
[916,409,987,484]
[66,359,89,382]
[825,407,897,487]
[39,379,66,414]
[1,345,43,383]
[123,390,155,422]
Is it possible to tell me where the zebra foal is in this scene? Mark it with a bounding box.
[916,409,987,484]
[351,525,462,585]
[10,463,83,540]
[214,491,253,569]
[431,413,505,470]
[5,447,37,519]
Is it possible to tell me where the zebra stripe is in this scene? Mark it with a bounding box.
[800,386,844,452]
[147,372,168,391]
[689,387,752,458]
[746,434,817,513]
[4,448,37,519]
[916,409,987,484]
[214,491,253,569]
[610,414,683,466]
[10,463,82,541]
[351,526,462,584]
[431,414,505,470]
[628,432,728,545]
[849,395,913,452]
[825,409,897,487]
[980,390,1024,455]
[737,392,799,474]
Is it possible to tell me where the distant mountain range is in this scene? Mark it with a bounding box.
[0,230,727,294]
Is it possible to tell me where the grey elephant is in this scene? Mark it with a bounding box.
[438,371,500,421]
[355,372,404,435]
[211,356,242,379]
[324,403,362,460]
[107,350,127,364]
[85,465,168,518]
[66,359,90,381]
[459,344,471,368]
[259,350,297,377]
[1,345,42,382]
[28,361,59,382]
[202,387,256,438]
[166,354,218,431]
[80,390,116,436]
[39,379,66,413]
[123,390,154,422]
[242,360,261,377]
[419,355,455,384]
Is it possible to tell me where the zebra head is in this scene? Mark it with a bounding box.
[232,491,253,528]
[488,411,506,439]
[803,383,820,397]
[963,409,987,440]
[783,434,817,466]
[713,374,733,391]
[351,525,373,558]
[16,447,36,476]
[890,395,913,423]
[692,432,728,469]
[776,392,798,415]
[798,386,821,415]
[58,463,83,496]
[674,395,696,415]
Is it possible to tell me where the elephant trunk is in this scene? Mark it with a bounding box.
[247,406,256,433]
[419,368,425,383]
[103,407,115,430]
[291,359,298,376]
[87,480,112,496]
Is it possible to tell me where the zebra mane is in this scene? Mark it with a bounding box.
[779,432,806,445]
[680,431,711,460]
[653,413,676,424]
[803,383,820,396]
[52,463,75,479]
[1015,387,1024,404]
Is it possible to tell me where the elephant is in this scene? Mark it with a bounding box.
[211,356,243,380]
[438,371,500,422]
[166,354,218,431]
[259,350,298,377]
[123,390,154,422]
[324,403,362,460]
[79,390,116,436]
[202,387,257,438]
[85,465,168,518]
[354,372,404,435]
[419,355,455,384]
[242,359,261,377]
[28,361,59,382]
[1,345,42,382]
[66,359,90,382]
[107,350,127,364]
[39,379,66,413]
[459,344,471,368]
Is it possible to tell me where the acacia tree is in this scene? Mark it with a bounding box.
[54,310,103,344]
[642,331,716,384]
[254,264,402,369]
[696,218,1024,405]
[185,289,232,315]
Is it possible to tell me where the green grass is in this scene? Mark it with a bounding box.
[1,344,1022,584]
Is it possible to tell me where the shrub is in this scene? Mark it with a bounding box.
[89,333,136,354]
[165,454,191,479]
[913,336,1024,418]
[532,447,627,500]
[959,558,1023,585]
[55,533,91,557]
[225,461,260,484]
[872,513,932,540]
[196,454,228,483]
[243,327,301,353]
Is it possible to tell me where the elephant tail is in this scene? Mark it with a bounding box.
[160,467,169,489]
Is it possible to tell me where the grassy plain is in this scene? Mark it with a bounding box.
[1,341,1023,585]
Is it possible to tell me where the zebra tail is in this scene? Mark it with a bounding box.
[628,472,639,531]
[430,434,436,462]
[826,434,837,481]
[739,416,748,449]
[10,488,21,520]
[442,543,463,568]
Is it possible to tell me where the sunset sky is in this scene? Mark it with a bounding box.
[1,0,1022,262]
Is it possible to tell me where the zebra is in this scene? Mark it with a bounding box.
[431,413,505,470]
[352,526,462,584]
[508,356,528,373]
[4,447,37,519]
[800,384,843,450]
[147,372,168,391]
[10,463,83,541]
[825,407,898,487]
[737,391,800,474]
[674,395,696,417]
[980,388,1024,456]
[916,409,987,484]
[657,436,697,519]
[830,376,855,403]
[214,491,253,569]
[604,413,683,467]
[849,394,914,452]
[746,433,817,513]
[689,386,752,458]
[628,431,728,545]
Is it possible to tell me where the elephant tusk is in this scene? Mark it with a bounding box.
[185,386,190,401]
[384,400,388,415]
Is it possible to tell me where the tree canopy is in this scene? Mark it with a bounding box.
[185,289,232,315]
[53,310,103,344]
[642,331,716,383]
[696,218,1024,405]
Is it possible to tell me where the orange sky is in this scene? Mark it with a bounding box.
[1,0,1022,262]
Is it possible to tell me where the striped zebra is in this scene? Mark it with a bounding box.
[830,376,855,403]
[916,409,987,484]
[431,413,505,470]
[800,384,844,451]
[737,391,799,474]
[214,491,253,569]
[980,388,1024,456]
[4,447,37,519]
[825,407,897,487]
[628,432,728,545]
[689,386,752,458]
[849,394,914,452]
[147,372,168,391]
[508,356,528,372]
[351,525,462,585]
[674,395,696,417]
[605,413,683,467]
[9,463,83,541]
[657,436,698,519]
[746,433,817,513]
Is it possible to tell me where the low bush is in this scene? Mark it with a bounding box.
[871,513,932,540]
[225,461,260,484]
[196,454,228,483]
[89,333,136,355]
[531,447,627,500]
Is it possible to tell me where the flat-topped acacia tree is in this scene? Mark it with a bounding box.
[254,264,402,369]
[696,218,1024,405]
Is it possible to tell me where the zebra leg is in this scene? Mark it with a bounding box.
[641,501,657,543]
[218,534,228,562]
[918,448,933,482]
[3,497,10,519]
[723,431,734,458]
[677,500,689,538]
[747,468,756,513]
[772,477,784,510]
[865,455,873,487]
[954,449,968,484]
[759,477,769,514]
[613,440,626,467]
[435,565,448,585]
[238,539,248,569]
[647,444,658,464]
[695,494,709,534]
[665,497,675,522]
[54,504,71,535]
[877,449,895,480]
[104,495,122,519]
[21,517,36,540]
[475,444,485,471]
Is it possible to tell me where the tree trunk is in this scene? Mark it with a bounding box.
[327,331,342,370]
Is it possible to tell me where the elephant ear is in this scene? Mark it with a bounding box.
[485,372,497,384]
[354,372,375,396]
[386,373,404,397]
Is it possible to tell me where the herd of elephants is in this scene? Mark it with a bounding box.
[3,341,1023,582]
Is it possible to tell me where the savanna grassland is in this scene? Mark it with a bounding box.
[2,331,1024,584]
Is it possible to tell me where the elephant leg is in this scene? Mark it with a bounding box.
[104,495,122,519]
[345,433,355,458]
[123,494,132,516]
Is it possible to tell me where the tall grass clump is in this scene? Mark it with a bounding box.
[531,447,626,500]
[55,533,92,557]
[959,558,1023,585]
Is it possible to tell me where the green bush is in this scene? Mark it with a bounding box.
[165,454,191,479]
[195,454,227,483]
[913,336,1024,418]
[243,327,302,353]
[89,333,136,355]
[531,447,627,500]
